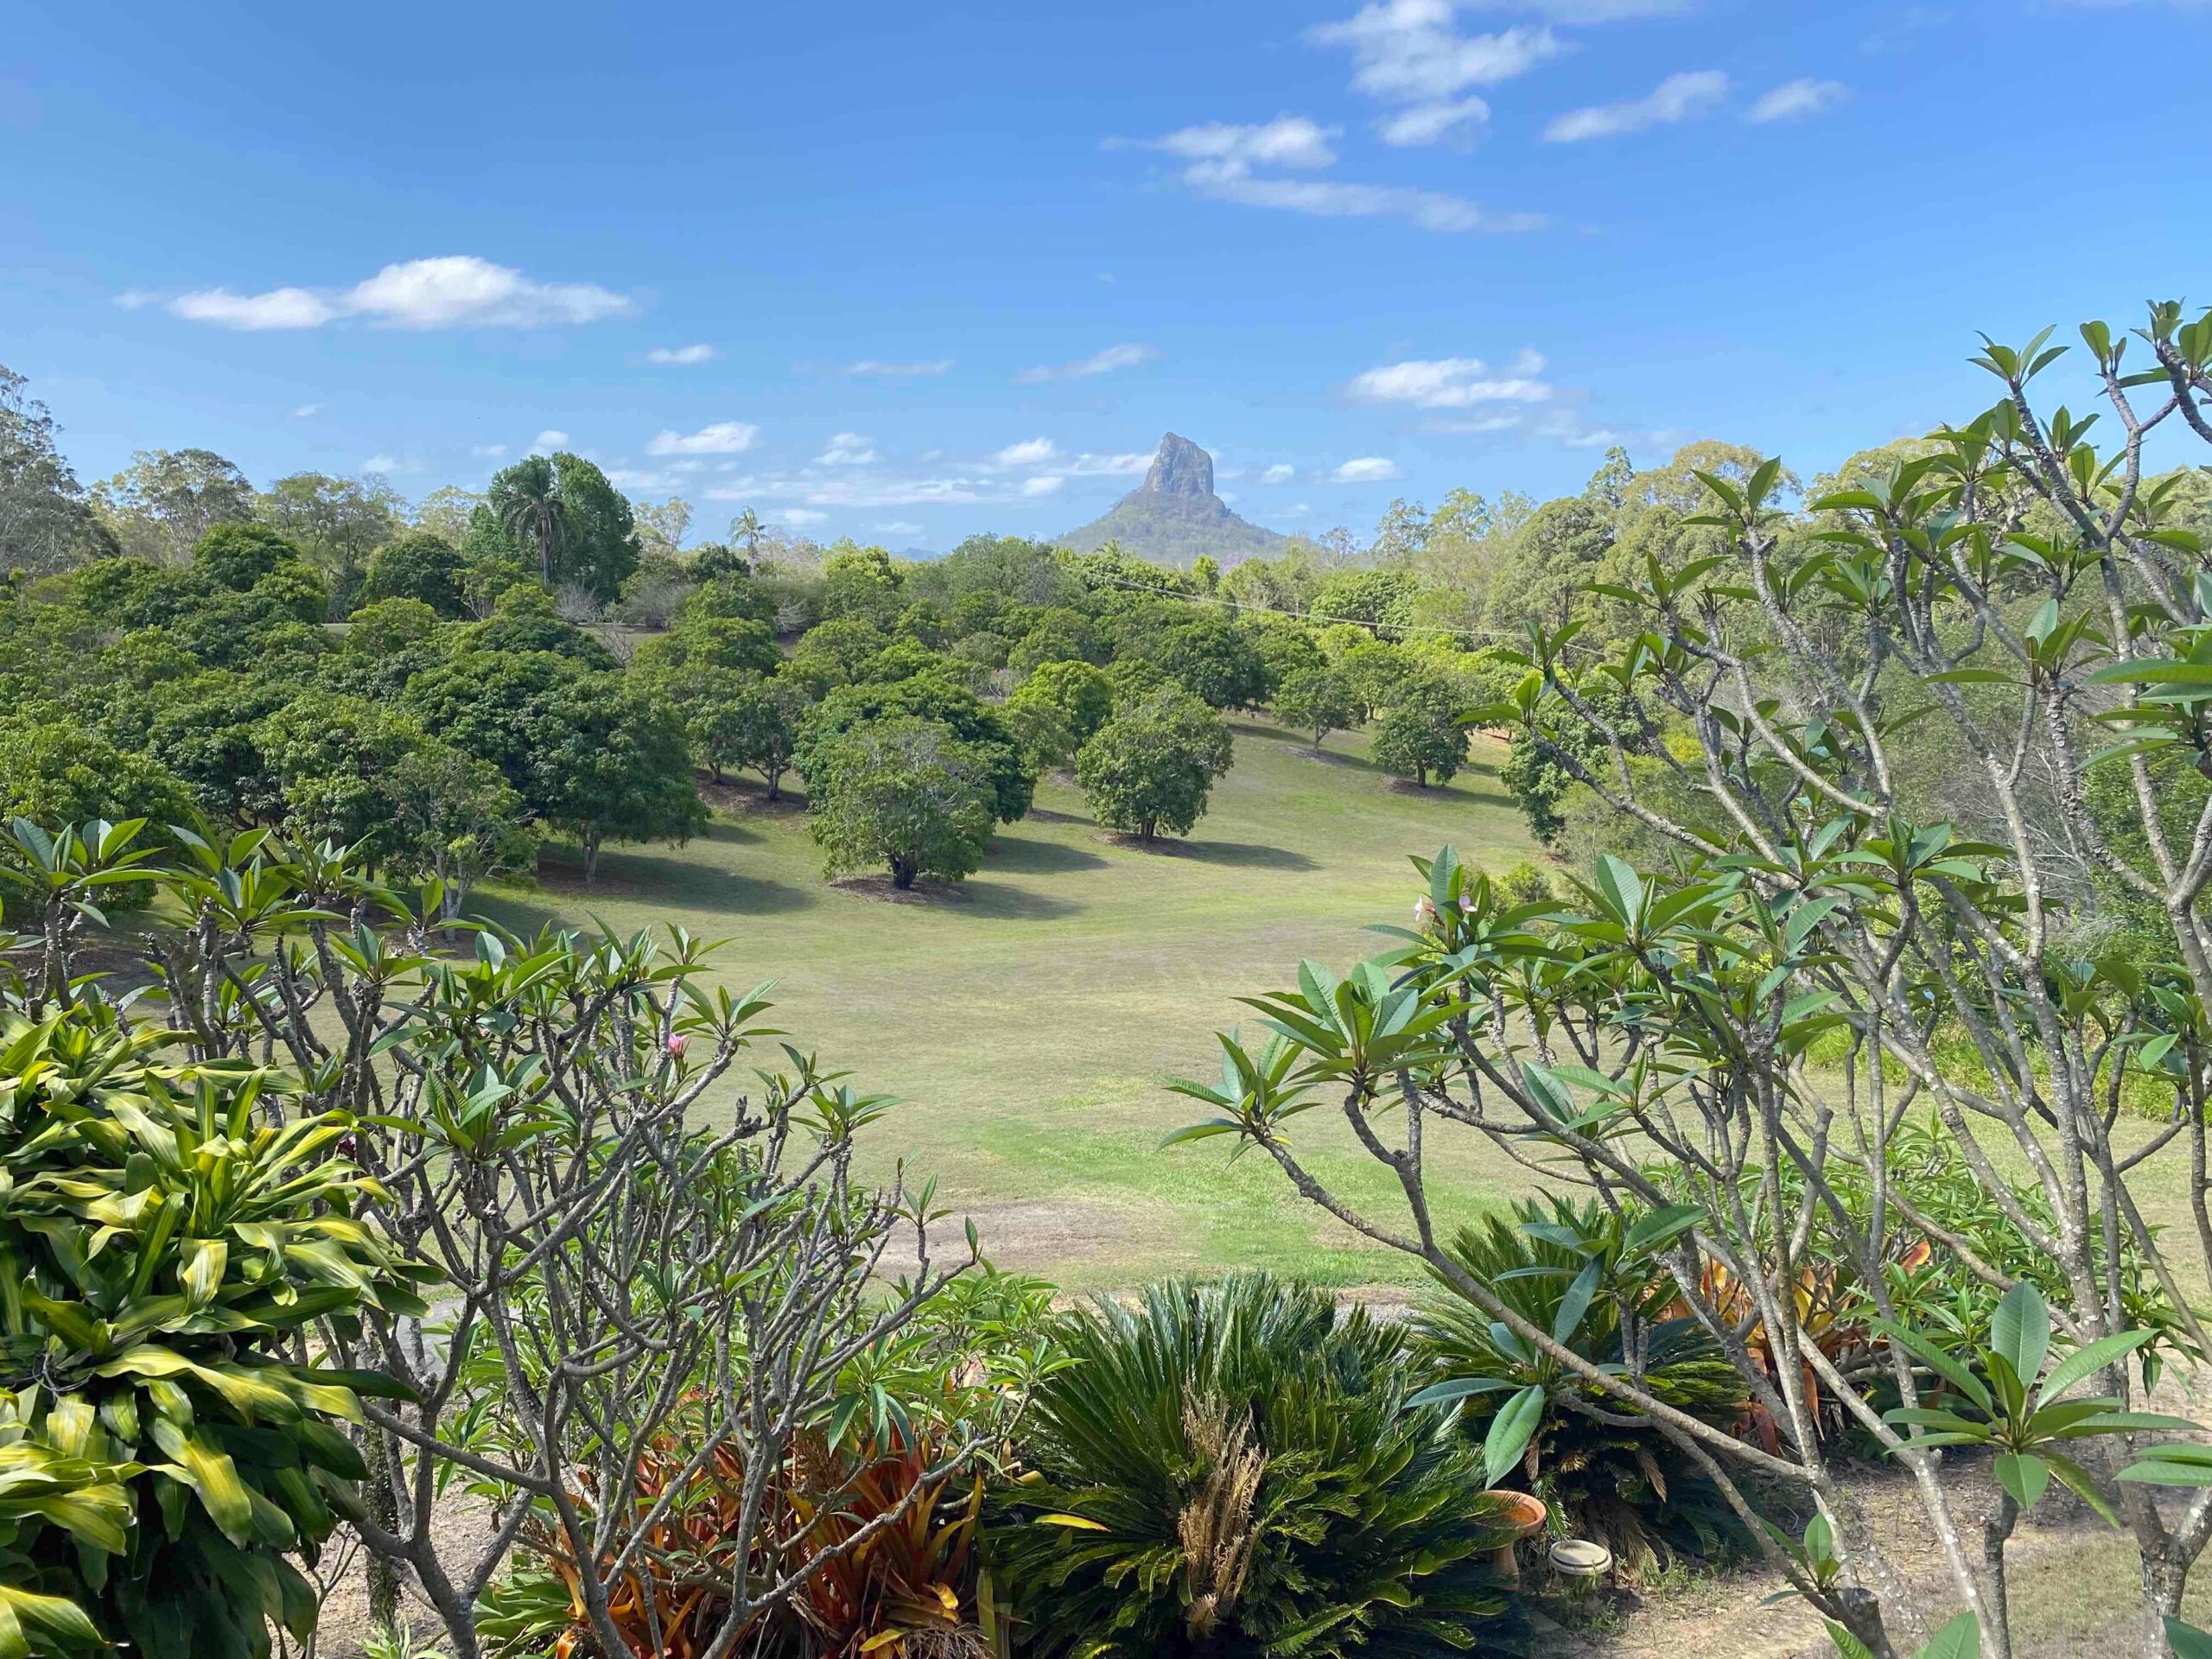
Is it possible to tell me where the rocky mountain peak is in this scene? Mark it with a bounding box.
[1141,432,1214,500]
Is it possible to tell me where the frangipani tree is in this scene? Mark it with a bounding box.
[1176,298,2212,1659]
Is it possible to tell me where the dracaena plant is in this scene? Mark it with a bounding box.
[0,935,431,1659]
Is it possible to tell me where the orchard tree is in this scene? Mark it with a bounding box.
[383,743,531,915]
[1011,658,1116,747]
[807,715,996,888]
[1074,688,1233,843]
[802,673,1035,823]
[685,671,805,798]
[1147,613,1269,709]
[528,673,706,881]
[1371,679,1466,788]
[1273,665,1357,750]
[364,528,468,616]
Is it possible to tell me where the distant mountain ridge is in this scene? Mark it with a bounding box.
[1055,434,1293,568]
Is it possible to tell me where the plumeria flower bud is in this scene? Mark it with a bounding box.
[1414,897,1439,925]
[1459,893,1476,912]
[665,1033,690,1058]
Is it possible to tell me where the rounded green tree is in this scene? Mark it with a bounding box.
[807,715,996,888]
[1371,680,1467,788]
[1074,689,1233,844]
[1272,665,1358,751]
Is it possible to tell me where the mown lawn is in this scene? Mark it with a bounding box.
[469,718,1541,1289]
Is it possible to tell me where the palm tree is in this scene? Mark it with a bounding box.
[497,454,567,585]
[728,505,763,561]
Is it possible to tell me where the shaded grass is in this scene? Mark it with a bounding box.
[471,719,1541,1288]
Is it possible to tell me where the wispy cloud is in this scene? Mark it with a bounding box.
[167,256,632,330]
[1135,115,1541,232]
[472,443,509,458]
[1350,351,1553,407]
[1461,0,1688,16]
[1745,78,1848,123]
[1309,3,1559,147]
[1261,463,1297,484]
[1019,343,1159,383]
[874,521,925,538]
[1376,97,1491,146]
[817,432,878,466]
[1545,69,1728,140]
[1021,475,1065,497]
[362,454,400,474]
[844,358,955,377]
[1332,456,1404,482]
[646,421,760,456]
[993,437,1059,468]
[646,343,717,365]
[112,289,156,310]
[531,429,570,451]
[778,507,830,528]
[291,404,321,418]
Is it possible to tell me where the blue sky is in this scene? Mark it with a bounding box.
[4,1,2207,550]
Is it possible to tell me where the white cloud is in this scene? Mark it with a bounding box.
[291,404,321,418]
[607,467,685,490]
[532,429,570,451]
[1545,69,1728,141]
[1140,116,1541,232]
[1066,452,1153,477]
[1262,463,1297,484]
[1462,0,1687,16]
[347,257,630,327]
[779,507,830,528]
[1310,6,1560,103]
[993,437,1060,468]
[1019,342,1159,383]
[472,443,509,458]
[1434,411,1528,434]
[1194,168,1539,232]
[1350,352,1553,407]
[1745,78,1847,124]
[645,343,716,365]
[113,289,156,310]
[1021,475,1066,497]
[817,431,878,466]
[362,454,400,474]
[163,255,632,331]
[874,521,925,538]
[1147,115,1339,170]
[844,358,955,377]
[646,421,760,456]
[1333,456,1404,482]
[170,286,336,330]
[1377,97,1491,146]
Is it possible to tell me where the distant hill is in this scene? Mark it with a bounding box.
[1056,434,1294,568]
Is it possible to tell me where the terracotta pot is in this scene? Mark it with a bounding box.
[1481,1489,1548,1583]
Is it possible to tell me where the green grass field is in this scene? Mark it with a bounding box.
[469,718,1541,1290]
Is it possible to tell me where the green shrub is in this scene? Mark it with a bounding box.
[0,981,431,1658]
[988,1274,1529,1658]
[1409,1198,1751,1575]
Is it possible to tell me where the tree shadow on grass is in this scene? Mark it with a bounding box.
[524,844,820,918]
[1099,834,1318,873]
[988,835,1110,875]
[829,872,1082,921]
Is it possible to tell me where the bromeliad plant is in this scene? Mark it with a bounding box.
[986,1274,1529,1659]
[0,950,431,1659]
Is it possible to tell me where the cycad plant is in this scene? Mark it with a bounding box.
[1408,1198,1751,1574]
[986,1274,1529,1659]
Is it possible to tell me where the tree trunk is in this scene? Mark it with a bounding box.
[582,830,601,885]
[1140,818,1156,843]
[765,766,782,803]
[364,1427,403,1630]
[891,855,916,890]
